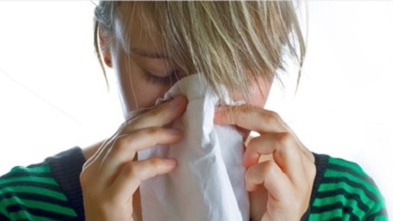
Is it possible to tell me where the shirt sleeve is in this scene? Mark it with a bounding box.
[0,147,86,221]
[304,153,387,220]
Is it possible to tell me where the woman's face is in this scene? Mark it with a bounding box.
[106,5,272,117]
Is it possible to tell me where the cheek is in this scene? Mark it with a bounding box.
[249,78,272,107]
[232,77,272,107]
[130,79,171,109]
[113,54,171,113]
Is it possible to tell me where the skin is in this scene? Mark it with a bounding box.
[80,4,316,221]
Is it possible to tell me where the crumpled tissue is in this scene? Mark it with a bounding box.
[137,74,249,221]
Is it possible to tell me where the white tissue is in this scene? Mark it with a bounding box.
[137,74,249,221]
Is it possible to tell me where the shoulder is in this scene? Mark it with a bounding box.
[305,153,387,220]
[0,147,86,221]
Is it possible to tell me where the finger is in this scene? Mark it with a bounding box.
[109,158,177,203]
[214,105,287,133]
[215,105,315,163]
[245,160,293,202]
[123,95,188,133]
[245,133,304,185]
[99,128,183,184]
[84,96,186,179]
[242,149,260,167]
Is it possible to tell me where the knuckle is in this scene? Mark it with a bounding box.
[122,163,137,178]
[126,108,161,131]
[263,160,276,175]
[113,136,129,151]
[276,132,292,146]
[264,110,282,125]
[149,158,163,169]
[120,119,138,133]
[149,105,164,118]
[260,160,278,181]
[125,118,140,131]
[275,132,299,158]
[238,105,252,113]
[145,127,161,136]
[245,167,258,184]
[111,135,136,156]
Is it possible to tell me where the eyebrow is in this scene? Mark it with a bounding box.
[130,47,170,59]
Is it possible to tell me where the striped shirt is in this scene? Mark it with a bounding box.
[0,147,387,220]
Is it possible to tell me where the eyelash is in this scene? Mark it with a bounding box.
[142,70,179,85]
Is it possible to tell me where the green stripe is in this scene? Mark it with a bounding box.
[0,197,76,217]
[310,208,361,220]
[342,213,353,220]
[371,214,388,221]
[26,199,77,216]
[328,157,368,177]
[0,176,57,186]
[367,202,386,216]
[0,204,8,217]
[317,182,375,203]
[10,165,51,174]
[313,195,366,217]
[7,209,57,221]
[0,186,67,201]
[324,169,379,196]
[316,182,373,208]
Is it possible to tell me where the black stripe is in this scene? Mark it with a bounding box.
[311,202,360,221]
[349,212,360,221]
[0,211,10,221]
[27,163,48,169]
[328,218,343,221]
[327,163,374,185]
[6,204,77,220]
[0,181,60,193]
[321,177,378,202]
[301,153,330,220]
[0,192,69,208]
[316,188,370,212]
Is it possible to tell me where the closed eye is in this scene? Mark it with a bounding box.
[142,70,180,85]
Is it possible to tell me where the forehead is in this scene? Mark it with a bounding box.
[115,2,165,54]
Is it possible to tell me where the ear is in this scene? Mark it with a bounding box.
[99,29,112,68]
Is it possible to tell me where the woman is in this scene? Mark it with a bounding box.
[0,1,386,220]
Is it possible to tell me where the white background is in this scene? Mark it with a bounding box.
[0,1,392,216]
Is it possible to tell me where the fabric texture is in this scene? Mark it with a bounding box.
[305,154,387,220]
[0,147,85,221]
[0,147,387,220]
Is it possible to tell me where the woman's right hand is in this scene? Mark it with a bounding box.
[80,95,188,221]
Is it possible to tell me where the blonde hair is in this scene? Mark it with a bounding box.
[94,1,306,101]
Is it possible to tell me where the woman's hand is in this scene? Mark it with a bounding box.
[214,105,316,221]
[80,95,188,221]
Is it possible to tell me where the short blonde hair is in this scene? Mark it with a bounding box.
[94,1,306,101]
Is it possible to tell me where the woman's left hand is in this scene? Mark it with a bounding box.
[214,105,316,221]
